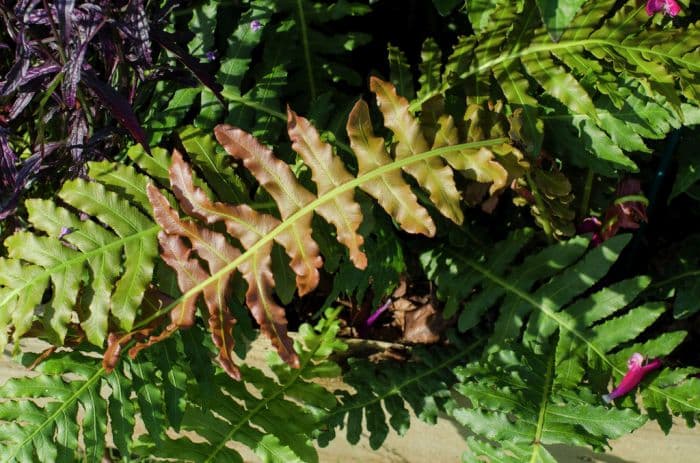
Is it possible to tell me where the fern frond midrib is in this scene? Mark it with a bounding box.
[135,137,509,331]
[2,367,105,463]
[649,270,700,290]
[470,38,697,81]
[219,91,287,120]
[530,350,554,463]
[67,186,149,232]
[0,227,159,312]
[460,255,700,414]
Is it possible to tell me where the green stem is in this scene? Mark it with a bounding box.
[613,194,649,206]
[579,168,593,218]
[649,270,700,290]
[36,72,65,156]
[295,0,316,100]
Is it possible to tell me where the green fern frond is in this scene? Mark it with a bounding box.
[133,308,346,463]
[0,334,200,462]
[427,233,700,460]
[432,0,700,172]
[0,351,108,463]
[0,164,158,348]
[454,348,647,462]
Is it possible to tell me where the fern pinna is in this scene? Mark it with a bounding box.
[424,232,700,461]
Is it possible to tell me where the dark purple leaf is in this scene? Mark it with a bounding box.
[119,0,152,65]
[1,57,30,96]
[73,3,105,38]
[9,91,35,120]
[16,152,42,183]
[97,28,119,77]
[16,0,42,20]
[0,128,18,192]
[31,142,63,160]
[1,128,19,221]
[0,197,19,220]
[82,70,150,153]
[57,0,76,44]
[151,29,224,104]
[22,1,53,26]
[63,43,88,107]
[62,6,106,107]
[18,63,62,88]
[67,112,88,174]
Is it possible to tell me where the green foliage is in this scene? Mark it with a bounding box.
[132,309,346,463]
[319,339,479,450]
[670,131,700,201]
[0,312,345,463]
[454,348,647,462]
[0,164,159,349]
[435,0,700,175]
[2,1,700,462]
[652,234,700,320]
[0,337,186,462]
[266,0,372,100]
[423,233,700,459]
[535,0,588,41]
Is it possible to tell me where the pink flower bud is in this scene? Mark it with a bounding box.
[603,353,662,403]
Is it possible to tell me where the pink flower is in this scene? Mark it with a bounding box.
[646,0,681,16]
[603,353,662,403]
[576,217,603,246]
[366,299,392,327]
[578,179,648,247]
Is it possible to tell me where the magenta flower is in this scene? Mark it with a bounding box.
[366,299,392,327]
[576,217,603,246]
[646,0,681,16]
[250,20,262,32]
[578,179,648,247]
[603,353,662,403]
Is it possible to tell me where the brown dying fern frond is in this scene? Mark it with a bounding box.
[104,78,519,379]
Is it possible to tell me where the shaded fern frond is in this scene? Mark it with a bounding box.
[319,339,479,450]
[426,233,700,460]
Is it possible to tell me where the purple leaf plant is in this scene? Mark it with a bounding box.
[0,1,223,221]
